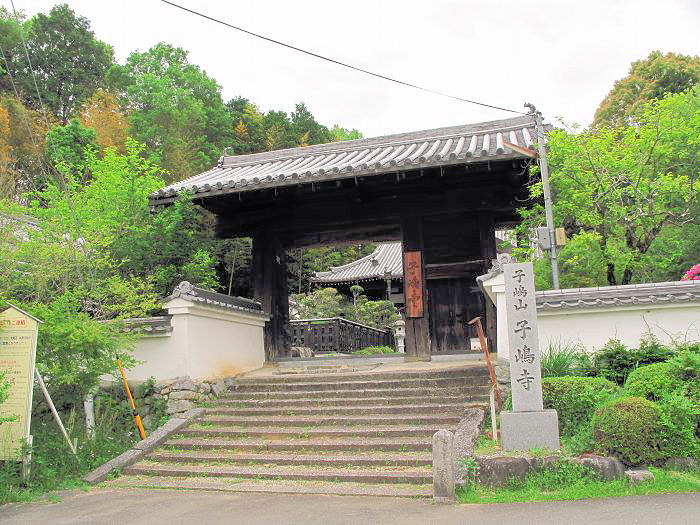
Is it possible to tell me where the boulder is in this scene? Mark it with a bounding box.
[574,454,625,481]
[198,382,212,394]
[170,377,197,392]
[476,456,531,487]
[166,399,196,414]
[625,468,655,485]
[223,377,236,389]
[211,379,226,397]
[664,457,698,471]
[168,390,199,401]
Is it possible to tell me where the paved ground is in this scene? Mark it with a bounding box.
[1,489,698,525]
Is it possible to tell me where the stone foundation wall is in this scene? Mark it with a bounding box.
[150,376,236,417]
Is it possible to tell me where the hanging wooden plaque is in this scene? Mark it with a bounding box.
[403,251,424,318]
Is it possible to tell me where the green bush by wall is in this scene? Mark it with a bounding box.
[542,376,620,437]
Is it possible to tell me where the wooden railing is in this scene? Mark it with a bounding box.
[289,317,395,354]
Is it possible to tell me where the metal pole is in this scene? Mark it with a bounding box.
[35,369,77,455]
[116,354,147,440]
[526,104,560,289]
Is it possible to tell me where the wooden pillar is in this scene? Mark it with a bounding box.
[400,217,431,362]
[478,212,498,354]
[252,233,290,362]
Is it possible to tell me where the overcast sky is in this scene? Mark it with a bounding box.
[5,0,700,137]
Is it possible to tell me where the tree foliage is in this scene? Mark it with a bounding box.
[594,51,700,128]
[1,4,113,123]
[523,89,699,287]
[108,43,231,182]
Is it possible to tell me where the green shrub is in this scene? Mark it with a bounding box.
[351,345,396,356]
[657,393,700,459]
[542,377,621,437]
[540,340,592,377]
[593,337,675,385]
[592,396,664,465]
[624,362,677,401]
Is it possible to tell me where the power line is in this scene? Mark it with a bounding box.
[160,0,527,116]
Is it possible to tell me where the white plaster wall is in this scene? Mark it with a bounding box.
[122,299,268,382]
[538,304,700,353]
[481,273,700,359]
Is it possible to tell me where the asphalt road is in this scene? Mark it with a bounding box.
[1,489,699,525]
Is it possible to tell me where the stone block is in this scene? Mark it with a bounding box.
[210,379,226,397]
[432,430,455,503]
[574,454,625,481]
[625,468,655,485]
[500,409,560,452]
[453,408,485,483]
[82,449,144,485]
[133,417,188,451]
[198,382,212,394]
[664,456,698,471]
[476,456,531,487]
[528,455,563,471]
[170,377,197,391]
[166,399,196,414]
[168,390,199,401]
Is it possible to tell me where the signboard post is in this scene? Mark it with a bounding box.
[0,304,41,461]
[499,263,559,451]
[403,251,424,318]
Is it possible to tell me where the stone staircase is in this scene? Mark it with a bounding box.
[110,364,489,498]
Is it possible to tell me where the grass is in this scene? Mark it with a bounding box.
[457,467,700,504]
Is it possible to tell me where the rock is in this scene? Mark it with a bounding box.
[153,379,174,394]
[170,377,197,392]
[476,456,531,487]
[168,390,199,401]
[664,457,698,471]
[210,379,226,397]
[160,387,172,396]
[574,454,625,481]
[166,399,196,414]
[142,397,153,405]
[223,377,236,389]
[141,414,156,430]
[625,468,655,485]
[432,430,455,504]
[291,346,314,358]
[198,382,212,394]
[528,455,563,471]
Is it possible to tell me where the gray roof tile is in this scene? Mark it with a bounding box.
[152,115,539,202]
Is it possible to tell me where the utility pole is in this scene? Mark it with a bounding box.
[525,103,560,289]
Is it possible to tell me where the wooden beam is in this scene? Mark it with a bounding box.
[400,217,431,362]
[478,211,498,354]
[252,234,290,361]
[424,261,486,280]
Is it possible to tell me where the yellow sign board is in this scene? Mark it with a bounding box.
[0,304,41,460]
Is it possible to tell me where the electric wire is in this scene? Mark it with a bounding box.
[160,0,528,116]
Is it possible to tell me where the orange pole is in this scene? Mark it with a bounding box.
[116,354,147,440]
[468,316,503,410]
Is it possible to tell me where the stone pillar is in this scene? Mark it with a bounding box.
[499,262,559,451]
[432,429,455,504]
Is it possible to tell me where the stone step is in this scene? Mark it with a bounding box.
[238,366,487,384]
[146,450,432,467]
[179,424,450,440]
[163,437,431,452]
[197,414,462,427]
[123,462,433,484]
[208,395,487,408]
[204,402,481,416]
[105,475,433,498]
[220,386,490,400]
[230,376,486,393]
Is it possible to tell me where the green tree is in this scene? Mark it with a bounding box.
[594,51,700,128]
[331,125,363,141]
[109,43,231,182]
[521,89,699,287]
[45,119,97,173]
[10,4,113,123]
